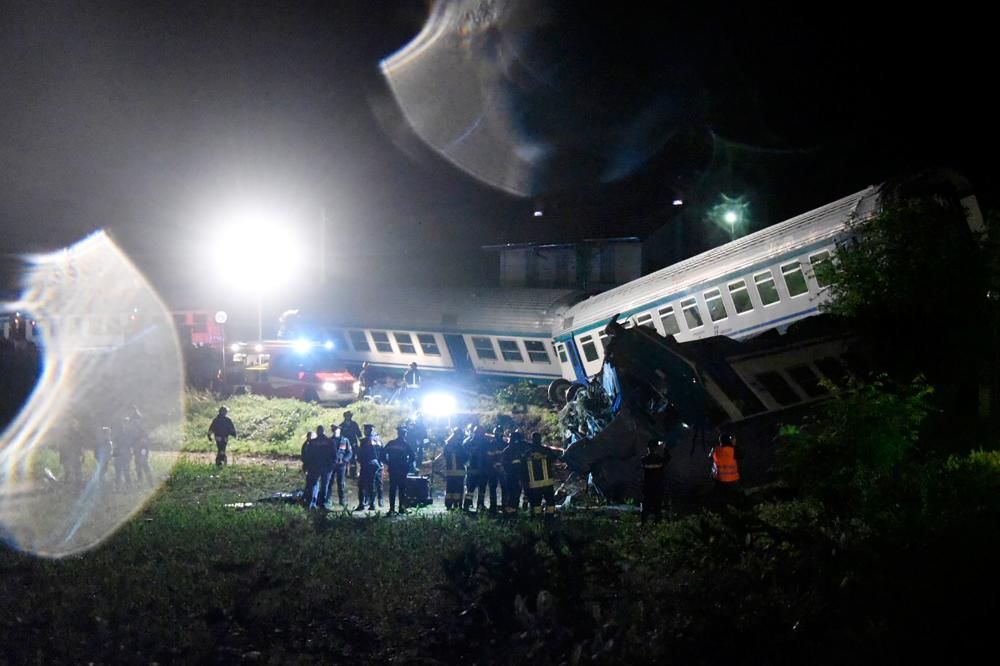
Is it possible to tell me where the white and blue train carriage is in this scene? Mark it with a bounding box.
[282,287,584,383]
[552,185,884,383]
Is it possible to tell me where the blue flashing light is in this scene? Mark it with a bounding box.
[323,340,334,350]
[292,338,313,354]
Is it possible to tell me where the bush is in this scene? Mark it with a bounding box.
[777,377,932,512]
[495,380,549,410]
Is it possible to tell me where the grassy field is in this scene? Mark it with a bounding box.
[2,390,997,664]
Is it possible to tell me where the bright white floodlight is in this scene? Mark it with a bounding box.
[292,338,313,354]
[421,392,457,418]
[212,202,301,293]
[723,210,738,224]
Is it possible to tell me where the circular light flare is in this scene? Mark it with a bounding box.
[421,392,457,418]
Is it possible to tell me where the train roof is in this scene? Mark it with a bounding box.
[558,185,883,333]
[298,287,585,337]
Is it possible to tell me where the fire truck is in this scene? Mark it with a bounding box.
[225,339,359,404]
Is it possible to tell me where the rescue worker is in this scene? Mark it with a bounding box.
[403,362,420,390]
[357,361,373,401]
[328,424,353,507]
[339,410,363,479]
[112,424,132,489]
[303,425,336,510]
[524,433,561,516]
[408,414,428,473]
[501,430,530,515]
[462,424,480,511]
[372,426,386,508]
[477,425,505,513]
[124,408,153,487]
[383,425,415,514]
[710,432,741,505]
[355,424,380,511]
[207,406,237,467]
[438,427,468,509]
[641,439,669,522]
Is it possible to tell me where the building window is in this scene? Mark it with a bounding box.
[809,250,834,287]
[754,270,780,306]
[371,331,393,353]
[348,330,370,352]
[524,340,551,364]
[417,333,440,355]
[393,332,416,354]
[498,339,524,362]
[680,297,703,329]
[658,306,680,336]
[728,279,754,314]
[580,335,599,362]
[634,313,654,329]
[704,288,728,322]
[472,336,497,360]
[781,261,809,297]
[556,343,568,364]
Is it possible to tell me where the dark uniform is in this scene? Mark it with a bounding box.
[408,416,428,473]
[501,431,530,514]
[113,420,132,488]
[124,410,153,487]
[462,426,480,510]
[641,440,669,522]
[383,427,415,513]
[340,412,362,479]
[303,426,336,510]
[524,436,561,516]
[355,426,381,511]
[476,426,505,512]
[207,407,237,467]
[328,427,353,507]
[440,429,468,509]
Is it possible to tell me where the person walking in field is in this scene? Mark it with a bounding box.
[207,406,237,467]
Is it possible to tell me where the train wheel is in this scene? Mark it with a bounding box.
[548,378,572,404]
[565,383,586,403]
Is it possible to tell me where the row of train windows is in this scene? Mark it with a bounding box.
[569,251,832,364]
[472,337,551,364]
[328,330,442,356]
[752,356,848,407]
[329,329,552,365]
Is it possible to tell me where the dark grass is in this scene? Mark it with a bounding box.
[1,458,997,664]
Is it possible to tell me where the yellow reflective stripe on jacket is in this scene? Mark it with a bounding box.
[526,453,554,489]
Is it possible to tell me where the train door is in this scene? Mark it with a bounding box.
[443,334,474,373]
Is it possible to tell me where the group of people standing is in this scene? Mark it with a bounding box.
[61,405,154,490]
[439,424,563,516]
[299,411,419,514]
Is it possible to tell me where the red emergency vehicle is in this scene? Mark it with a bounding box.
[226,340,358,404]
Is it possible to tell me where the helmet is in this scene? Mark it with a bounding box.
[218,406,228,415]
[316,425,325,435]
[363,423,375,433]
[344,410,353,418]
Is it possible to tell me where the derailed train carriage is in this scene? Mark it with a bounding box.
[284,170,982,500]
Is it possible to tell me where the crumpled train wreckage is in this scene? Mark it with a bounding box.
[552,315,854,502]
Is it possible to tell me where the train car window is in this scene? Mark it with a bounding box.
[754,270,780,306]
[348,330,370,352]
[634,313,654,329]
[498,339,524,362]
[579,335,600,362]
[371,331,393,353]
[621,319,635,329]
[556,343,568,364]
[597,331,609,351]
[728,279,754,314]
[472,336,497,360]
[524,340,551,364]
[417,333,440,355]
[327,330,348,351]
[704,289,728,322]
[755,371,799,406]
[393,332,417,354]
[814,357,848,388]
[787,364,829,398]
[680,298,703,329]
[781,261,809,297]
[809,251,835,287]
[658,306,680,336]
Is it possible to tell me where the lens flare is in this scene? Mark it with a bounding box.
[0,232,184,558]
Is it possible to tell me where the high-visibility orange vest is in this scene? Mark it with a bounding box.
[711,445,740,483]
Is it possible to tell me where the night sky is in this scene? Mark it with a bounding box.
[1,1,995,305]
